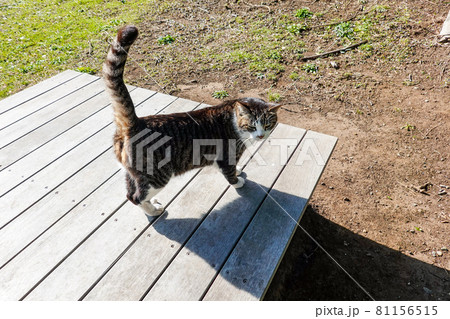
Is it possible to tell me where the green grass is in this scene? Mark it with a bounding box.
[0,0,178,98]
[268,91,282,102]
[334,22,354,39]
[301,63,318,74]
[158,35,176,45]
[294,8,313,19]
[212,90,229,99]
[286,23,308,35]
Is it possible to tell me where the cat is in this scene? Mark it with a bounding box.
[103,25,281,216]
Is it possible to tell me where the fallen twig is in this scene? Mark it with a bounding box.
[398,182,431,196]
[424,123,441,137]
[281,106,300,113]
[299,40,368,61]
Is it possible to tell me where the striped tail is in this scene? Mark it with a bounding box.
[103,25,139,135]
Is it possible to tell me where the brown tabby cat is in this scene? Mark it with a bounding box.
[103,25,281,216]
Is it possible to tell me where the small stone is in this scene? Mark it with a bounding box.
[329,186,334,189]
[436,251,443,257]
[431,251,436,257]
[425,99,429,103]
[410,229,415,233]
[412,203,418,207]
[441,247,448,251]
[438,190,447,195]
[344,197,351,202]
[362,229,368,233]
[423,287,432,294]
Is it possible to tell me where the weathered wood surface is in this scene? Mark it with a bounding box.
[204,131,338,300]
[0,71,336,301]
[0,70,79,114]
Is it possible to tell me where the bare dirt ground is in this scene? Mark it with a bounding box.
[123,0,449,300]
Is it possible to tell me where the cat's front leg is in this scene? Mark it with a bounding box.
[141,200,164,216]
[219,164,245,188]
[232,176,245,188]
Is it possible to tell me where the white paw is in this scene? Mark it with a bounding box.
[141,200,164,216]
[232,176,245,189]
[236,166,243,176]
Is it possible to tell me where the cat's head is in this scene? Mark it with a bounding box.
[233,98,281,140]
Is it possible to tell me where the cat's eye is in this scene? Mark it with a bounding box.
[246,125,256,131]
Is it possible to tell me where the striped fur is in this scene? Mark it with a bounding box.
[104,25,281,216]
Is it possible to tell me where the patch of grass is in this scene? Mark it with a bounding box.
[301,63,318,74]
[289,72,300,80]
[334,22,354,39]
[268,51,283,61]
[402,79,417,86]
[234,16,244,24]
[287,23,308,35]
[295,8,313,19]
[0,0,179,99]
[372,5,390,13]
[76,67,97,75]
[212,90,229,99]
[414,226,424,232]
[342,72,353,80]
[157,35,176,45]
[401,123,416,131]
[268,91,282,102]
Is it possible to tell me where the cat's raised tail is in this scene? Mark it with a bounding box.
[103,25,139,135]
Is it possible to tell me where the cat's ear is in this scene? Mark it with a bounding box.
[268,103,282,112]
[235,101,251,116]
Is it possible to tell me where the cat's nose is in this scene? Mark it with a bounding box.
[257,134,264,139]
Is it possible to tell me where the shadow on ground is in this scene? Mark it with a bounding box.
[265,205,450,301]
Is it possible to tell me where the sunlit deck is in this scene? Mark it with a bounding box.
[0,70,336,300]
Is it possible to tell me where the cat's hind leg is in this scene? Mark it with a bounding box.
[140,186,164,216]
[126,173,165,216]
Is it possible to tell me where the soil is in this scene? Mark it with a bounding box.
[124,0,449,300]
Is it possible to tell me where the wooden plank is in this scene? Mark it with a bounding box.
[0,73,97,129]
[0,95,198,301]
[0,70,80,114]
[0,87,147,198]
[0,88,152,228]
[0,78,105,150]
[24,170,200,301]
[0,149,117,267]
[23,98,201,300]
[204,131,337,300]
[84,125,300,301]
[142,124,305,301]
[0,88,111,172]
[0,82,182,172]
[0,168,128,301]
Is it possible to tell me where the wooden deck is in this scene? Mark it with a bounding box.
[0,70,337,301]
